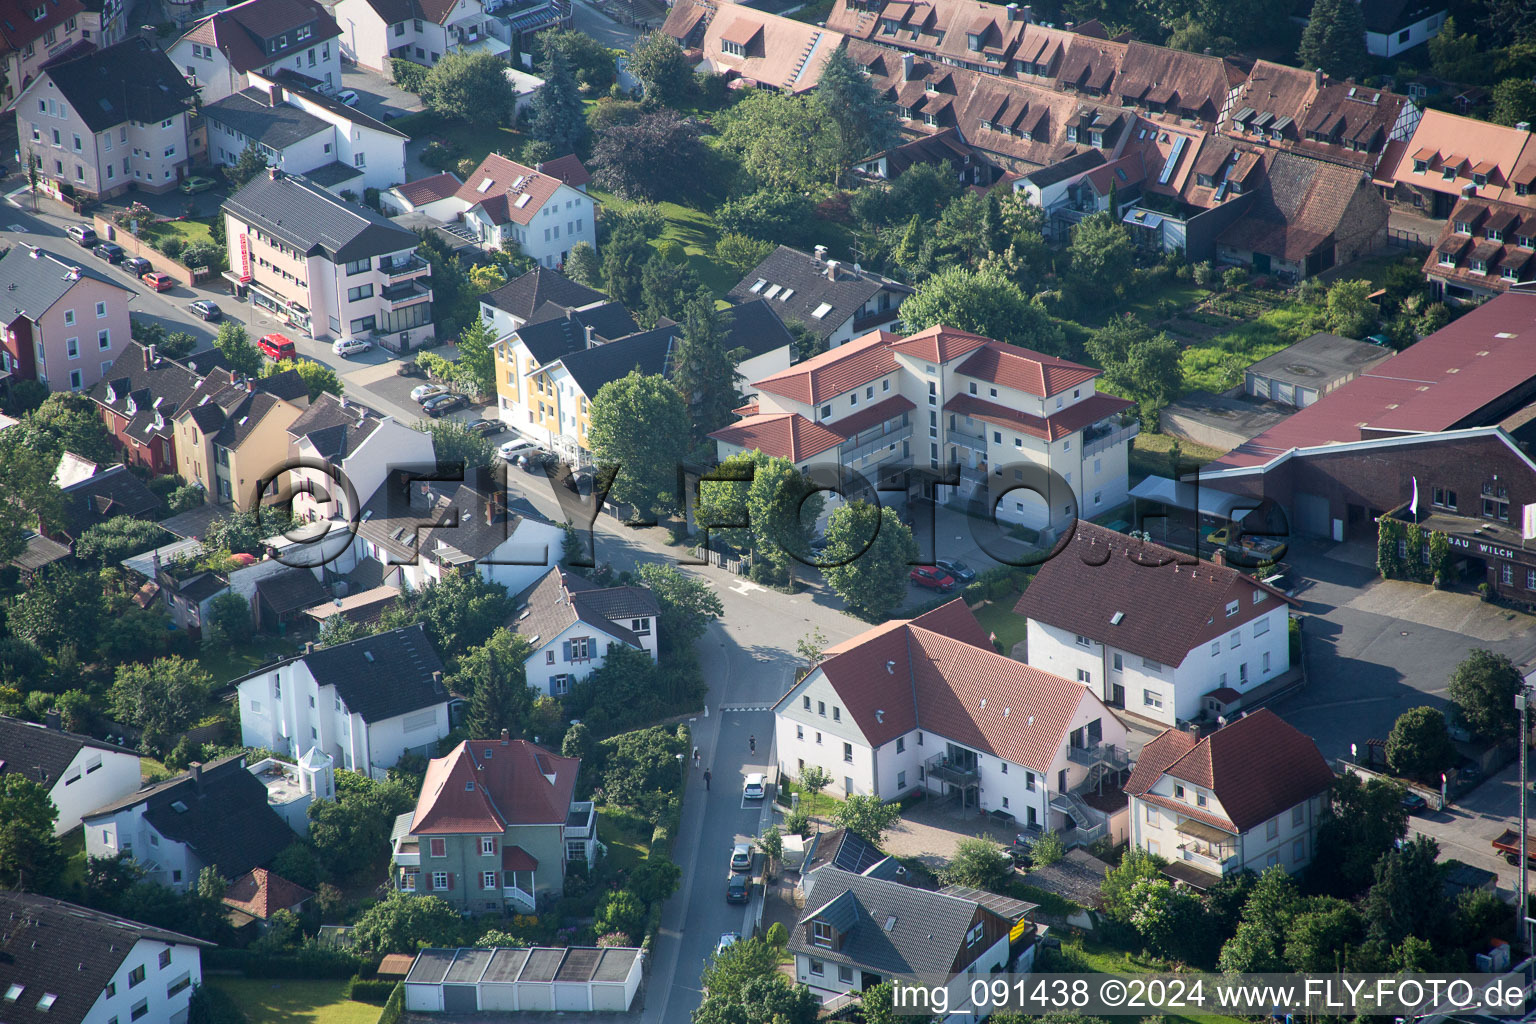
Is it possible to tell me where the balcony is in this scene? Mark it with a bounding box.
[947,425,987,451]
[380,280,433,309]
[925,752,978,788]
[840,423,911,465]
[393,841,420,866]
[566,800,595,840]
[1066,742,1131,771]
[380,254,429,281]
[1083,418,1140,458]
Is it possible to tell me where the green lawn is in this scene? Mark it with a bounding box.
[197,635,303,688]
[1077,277,1211,329]
[1179,300,1323,392]
[586,187,738,299]
[1056,938,1249,1024]
[1128,432,1225,485]
[208,979,379,1024]
[142,217,215,247]
[393,113,529,172]
[598,806,653,873]
[970,597,1027,654]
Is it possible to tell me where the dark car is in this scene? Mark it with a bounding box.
[935,558,976,583]
[1401,791,1428,815]
[189,299,221,321]
[1004,844,1033,870]
[726,873,749,904]
[910,565,956,591]
[93,241,125,264]
[422,393,468,417]
[1456,758,1483,785]
[122,256,152,277]
[466,419,504,438]
[396,359,426,377]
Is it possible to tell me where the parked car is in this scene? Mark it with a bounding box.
[497,439,539,461]
[1004,844,1033,870]
[66,224,98,246]
[422,393,467,417]
[716,933,740,957]
[188,299,221,321]
[122,256,152,276]
[910,565,956,591]
[412,383,449,403]
[257,333,296,361]
[332,337,372,358]
[141,271,175,292]
[1401,791,1428,815]
[726,873,748,903]
[730,843,752,873]
[742,773,766,800]
[465,419,503,438]
[935,558,976,583]
[179,176,217,195]
[1455,757,1483,784]
[397,359,426,377]
[93,242,125,264]
[335,89,359,106]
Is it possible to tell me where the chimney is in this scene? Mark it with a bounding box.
[268,166,282,181]
[1519,121,1532,133]
[431,670,444,693]
[1021,4,1032,20]
[584,323,595,348]
[144,344,155,370]
[267,83,283,107]
[43,709,60,731]
[1004,2,1019,20]
[1183,722,1201,739]
[1314,67,1324,87]
[245,377,254,393]
[825,259,840,281]
[304,641,316,654]
[190,761,203,791]
[501,728,510,745]
[814,243,828,261]
[900,53,914,82]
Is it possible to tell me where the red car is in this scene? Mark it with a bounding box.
[910,565,956,591]
[141,271,174,292]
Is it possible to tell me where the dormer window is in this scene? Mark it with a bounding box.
[925,80,936,94]
[812,921,833,946]
[1520,235,1533,249]
[1502,265,1518,280]
[1442,166,1457,181]
[1413,159,1427,173]
[1474,172,1488,187]
[1090,131,1104,147]
[1066,126,1078,142]
[1471,258,1487,273]
[1488,228,1503,242]
[30,5,44,19]
[1438,250,1456,266]
[1519,183,1531,197]
[1455,220,1471,234]
[967,32,981,51]
[880,18,897,34]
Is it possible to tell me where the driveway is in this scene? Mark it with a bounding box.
[1408,758,1531,900]
[1271,538,1536,760]
[340,62,426,125]
[572,0,643,49]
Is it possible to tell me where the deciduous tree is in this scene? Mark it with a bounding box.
[420,50,515,128]
[1314,772,1409,897]
[1493,78,1536,127]
[1325,279,1377,338]
[107,656,213,756]
[902,266,1065,354]
[821,501,917,620]
[351,890,464,954]
[832,793,901,844]
[587,371,689,515]
[627,32,693,108]
[1385,705,1455,780]
[939,836,1011,890]
[261,357,342,400]
[424,418,493,472]
[814,46,899,179]
[1448,648,1522,741]
[719,91,840,191]
[1068,211,1135,288]
[213,322,261,378]
[635,562,723,652]
[712,233,774,280]
[590,109,703,201]
[8,564,105,659]
[564,241,600,287]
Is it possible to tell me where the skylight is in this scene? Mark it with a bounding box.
[477,177,494,193]
[749,278,767,293]
[514,194,531,208]
[36,994,57,1012]
[763,284,782,299]
[1110,611,1124,624]
[5,984,23,1002]
[171,800,188,812]
[779,288,794,300]
[812,302,834,319]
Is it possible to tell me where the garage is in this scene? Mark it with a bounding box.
[590,948,643,1010]
[403,949,456,1012]
[554,948,602,1010]
[1293,492,1330,538]
[478,947,529,1011]
[515,948,562,1011]
[401,945,644,1013]
[442,948,491,1012]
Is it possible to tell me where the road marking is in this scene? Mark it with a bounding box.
[716,704,773,712]
[729,579,765,596]
[7,224,26,233]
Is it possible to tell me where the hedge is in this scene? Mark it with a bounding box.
[201,945,370,978]
[347,976,397,1005]
[377,982,405,1024]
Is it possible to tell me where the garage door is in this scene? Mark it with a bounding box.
[554,983,590,1011]
[443,985,478,1013]
[1293,492,1329,539]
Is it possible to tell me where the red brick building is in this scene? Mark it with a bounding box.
[87,340,215,475]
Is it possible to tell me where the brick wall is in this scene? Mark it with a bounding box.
[91,215,211,289]
[1334,178,1390,264]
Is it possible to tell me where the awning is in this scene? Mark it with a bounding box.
[502,845,539,871]
[1128,475,1251,519]
[1175,817,1236,844]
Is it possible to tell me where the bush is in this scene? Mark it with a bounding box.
[346,976,398,1004]
[766,921,787,947]
[200,944,368,978]
[391,57,429,92]
[180,242,222,271]
[1222,266,1249,290]
[1030,830,1065,867]
[156,236,186,260]
[377,983,404,1024]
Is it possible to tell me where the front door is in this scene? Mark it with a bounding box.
[1252,252,1271,274]
[1058,769,1067,793]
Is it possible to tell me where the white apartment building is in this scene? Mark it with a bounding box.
[1015,521,1294,726]
[331,0,497,74]
[1125,709,1335,884]
[169,0,344,103]
[287,391,436,526]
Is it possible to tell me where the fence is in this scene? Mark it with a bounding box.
[1386,227,1432,251]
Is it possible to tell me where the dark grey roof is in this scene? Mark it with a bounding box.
[44,38,195,133]
[511,568,653,651]
[287,392,383,459]
[484,947,530,982]
[83,755,294,880]
[0,246,129,324]
[516,300,640,362]
[0,714,136,791]
[592,947,640,981]
[204,87,331,150]
[88,341,213,446]
[176,571,230,604]
[10,532,70,573]
[406,948,458,984]
[355,468,548,565]
[720,297,796,360]
[213,391,285,447]
[255,567,328,614]
[725,246,912,342]
[223,171,419,262]
[305,160,365,187]
[256,367,309,403]
[790,867,987,981]
[58,465,163,540]
[556,325,676,396]
[0,891,209,1024]
[297,623,446,723]
[483,266,605,322]
[1356,0,1444,34]
[1243,331,1393,387]
[270,70,408,138]
[1022,147,1108,188]
[444,947,493,983]
[521,947,564,981]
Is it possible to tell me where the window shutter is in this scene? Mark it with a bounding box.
[491,838,498,855]
[562,639,572,661]
[447,873,455,890]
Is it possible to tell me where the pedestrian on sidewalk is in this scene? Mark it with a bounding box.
[703,770,711,791]
[693,746,700,767]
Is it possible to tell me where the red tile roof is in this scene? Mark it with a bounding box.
[1013,521,1292,667]
[409,738,578,836]
[178,0,340,74]
[752,329,901,405]
[220,868,314,920]
[824,394,915,437]
[889,324,991,363]
[394,172,463,207]
[456,153,566,226]
[537,154,592,189]
[502,845,539,871]
[1124,710,1335,833]
[945,391,1132,441]
[708,411,846,461]
[1122,727,1197,799]
[1208,290,1536,469]
[0,0,85,52]
[954,341,1100,397]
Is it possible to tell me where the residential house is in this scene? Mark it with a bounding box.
[1125,709,1335,887]
[346,468,563,593]
[17,38,195,201]
[169,0,344,102]
[390,733,596,912]
[851,127,998,187]
[171,364,310,508]
[83,754,298,890]
[713,325,1137,530]
[286,390,435,529]
[1424,196,1536,302]
[222,168,434,349]
[77,0,131,48]
[0,0,89,111]
[1014,521,1294,726]
[332,0,497,76]
[1358,0,1447,57]
[479,264,606,334]
[1388,108,1536,219]
[380,171,466,219]
[0,245,133,392]
[0,891,210,1024]
[251,566,329,631]
[510,567,660,697]
[496,297,794,464]
[221,867,316,929]
[203,71,408,193]
[235,623,452,777]
[89,340,225,474]
[791,866,1036,1009]
[771,600,1131,840]
[0,712,141,834]
[724,245,912,350]
[51,462,163,545]
[662,0,846,94]
[1242,332,1394,408]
